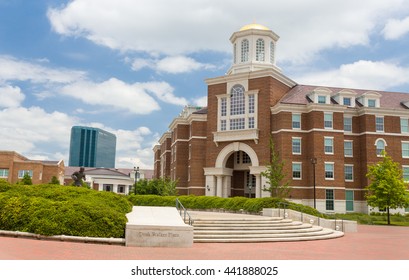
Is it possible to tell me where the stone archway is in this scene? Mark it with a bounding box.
[204,142,267,198]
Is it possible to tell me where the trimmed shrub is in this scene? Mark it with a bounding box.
[0,184,133,237]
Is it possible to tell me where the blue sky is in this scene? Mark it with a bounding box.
[1,0,409,169]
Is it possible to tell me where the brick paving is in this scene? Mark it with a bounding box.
[0,225,408,260]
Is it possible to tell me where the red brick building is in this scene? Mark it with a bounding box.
[0,151,65,184]
[154,23,409,214]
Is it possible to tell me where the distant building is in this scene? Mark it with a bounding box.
[0,151,65,184]
[64,166,154,195]
[69,126,116,168]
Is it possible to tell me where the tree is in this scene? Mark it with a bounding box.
[20,173,33,185]
[365,152,409,225]
[49,176,60,185]
[261,138,291,198]
[131,178,178,196]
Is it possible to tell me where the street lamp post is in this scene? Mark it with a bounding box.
[310,158,317,209]
[248,177,253,198]
[133,166,139,194]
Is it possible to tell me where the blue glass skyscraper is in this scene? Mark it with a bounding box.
[69,126,116,168]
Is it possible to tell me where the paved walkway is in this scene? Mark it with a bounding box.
[0,212,408,260]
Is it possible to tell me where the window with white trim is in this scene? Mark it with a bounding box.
[324,113,333,129]
[292,162,302,179]
[292,137,301,155]
[325,163,334,179]
[402,142,409,158]
[233,43,237,64]
[218,84,257,132]
[375,116,384,132]
[256,38,265,61]
[326,189,334,211]
[241,39,249,62]
[270,41,275,63]
[403,166,409,182]
[375,139,386,156]
[368,99,376,107]
[344,140,353,157]
[401,118,409,133]
[324,137,334,154]
[292,113,301,129]
[18,170,33,178]
[343,97,351,106]
[318,96,327,104]
[0,169,9,178]
[344,165,353,181]
[344,116,352,132]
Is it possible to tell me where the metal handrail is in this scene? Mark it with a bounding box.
[175,198,193,225]
[276,202,343,231]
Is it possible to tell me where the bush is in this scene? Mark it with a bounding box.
[0,184,133,237]
[131,178,178,196]
[0,179,12,192]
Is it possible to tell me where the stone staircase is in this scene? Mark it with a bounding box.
[188,211,344,243]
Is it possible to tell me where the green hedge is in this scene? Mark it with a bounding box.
[0,183,132,237]
[128,194,324,216]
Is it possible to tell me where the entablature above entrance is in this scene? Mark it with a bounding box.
[213,129,259,146]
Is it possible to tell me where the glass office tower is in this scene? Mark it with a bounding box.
[69,126,116,168]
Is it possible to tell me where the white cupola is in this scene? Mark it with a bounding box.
[227,23,280,75]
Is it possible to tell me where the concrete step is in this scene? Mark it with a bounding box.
[194,226,323,235]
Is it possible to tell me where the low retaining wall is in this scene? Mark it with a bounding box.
[125,206,193,247]
[262,208,358,232]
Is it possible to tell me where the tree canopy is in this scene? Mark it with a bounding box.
[365,152,409,224]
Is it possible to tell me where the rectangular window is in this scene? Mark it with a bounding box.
[248,117,255,129]
[103,184,113,192]
[346,190,354,212]
[344,117,352,132]
[18,170,33,178]
[343,97,351,106]
[401,118,409,133]
[403,166,409,182]
[376,116,384,132]
[292,163,302,179]
[248,94,255,114]
[325,163,334,179]
[344,165,353,181]
[318,95,326,104]
[324,113,333,129]
[292,138,301,155]
[324,137,334,154]
[221,98,227,116]
[0,169,9,178]
[326,189,334,211]
[292,113,301,129]
[230,118,245,130]
[220,120,226,131]
[368,99,376,107]
[118,185,125,193]
[402,142,409,158]
[344,141,353,157]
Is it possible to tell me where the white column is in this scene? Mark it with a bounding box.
[205,175,216,196]
[216,175,223,197]
[225,175,232,198]
[255,174,261,198]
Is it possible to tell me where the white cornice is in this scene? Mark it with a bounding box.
[206,68,297,88]
[158,132,171,144]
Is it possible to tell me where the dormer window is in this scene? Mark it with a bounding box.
[308,88,332,104]
[343,97,351,106]
[357,91,381,108]
[318,96,327,104]
[332,89,356,107]
[368,99,376,107]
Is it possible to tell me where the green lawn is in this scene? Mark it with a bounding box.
[327,213,409,226]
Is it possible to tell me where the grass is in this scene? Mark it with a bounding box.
[327,212,409,226]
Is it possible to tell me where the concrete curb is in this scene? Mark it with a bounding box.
[0,230,125,245]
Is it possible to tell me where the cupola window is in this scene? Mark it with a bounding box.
[256,39,265,61]
[241,39,249,62]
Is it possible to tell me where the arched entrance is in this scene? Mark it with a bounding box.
[204,142,268,198]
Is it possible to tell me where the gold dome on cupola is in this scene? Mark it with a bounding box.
[239,23,270,31]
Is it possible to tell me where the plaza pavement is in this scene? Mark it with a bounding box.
[0,224,408,260]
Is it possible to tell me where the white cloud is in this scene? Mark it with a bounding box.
[142,81,188,106]
[59,78,162,114]
[383,16,409,39]
[0,55,86,84]
[47,0,409,64]
[131,56,215,74]
[192,95,208,107]
[296,60,409,90]
[0,84,25,108]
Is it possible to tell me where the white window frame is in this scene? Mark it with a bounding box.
[324,112,333,129]
[292,137,302,155]
[0,169,9,178]
[403,166,409,182]
[292,162,302,180]
[325,189,335,211]
[375,138,387,157]
[324,162,334,180]
[344,140,353,157]
[344,164,354,182]
[344,116,352,132]
[324,137,334,155]
[292,113,301,130]
[18,170,33,179]
[375,116,384,132]
[401,118,409,134]
[402,141,409,158]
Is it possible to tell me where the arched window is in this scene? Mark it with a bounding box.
[230,84,245,115]
[270,41,275,64]
[241,39,249,62]
[256,39,265,61]
[375,139,386,156]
